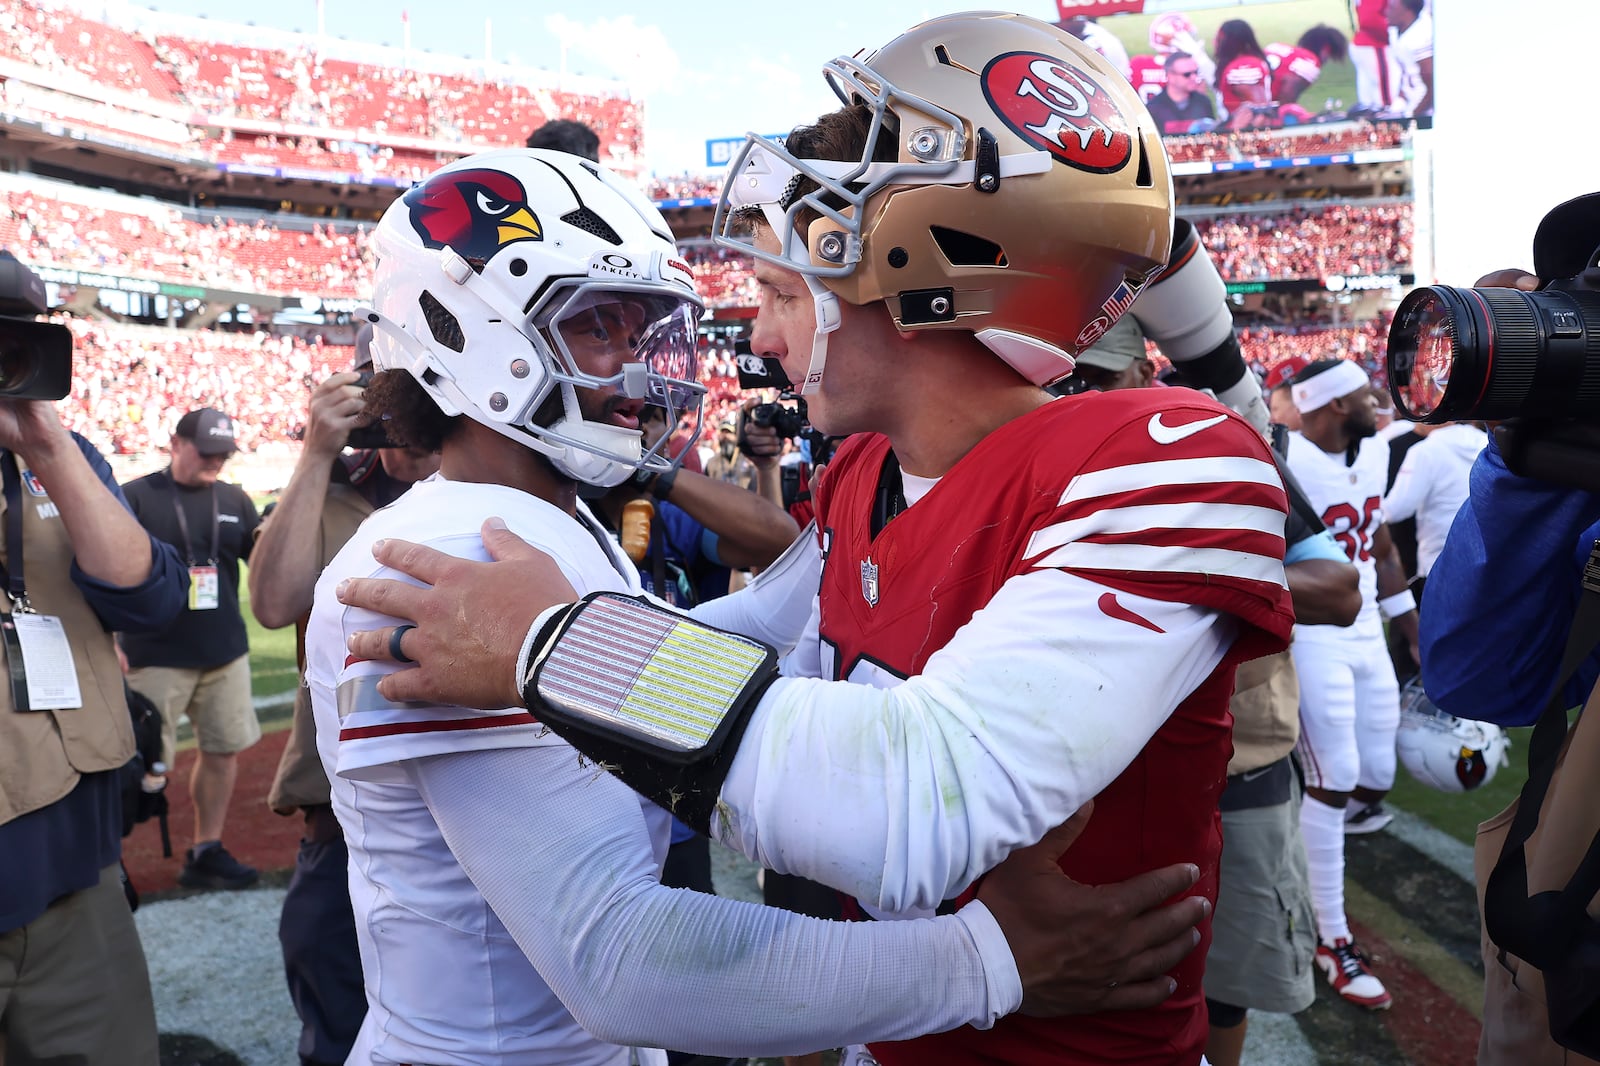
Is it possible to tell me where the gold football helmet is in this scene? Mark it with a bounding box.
[713,11,1173,389]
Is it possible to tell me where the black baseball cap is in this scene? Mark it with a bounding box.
[1533,192,1600,282]
[175,407,238,455]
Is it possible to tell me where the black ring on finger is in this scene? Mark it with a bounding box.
[389,624,417,664]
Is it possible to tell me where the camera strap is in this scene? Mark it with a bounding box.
[0,451,28,610]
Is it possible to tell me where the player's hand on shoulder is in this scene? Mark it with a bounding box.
[976,802,1205,1016]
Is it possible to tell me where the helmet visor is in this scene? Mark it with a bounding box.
[541,284,705,415]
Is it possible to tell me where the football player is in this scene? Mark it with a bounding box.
[1280,358,1419,1011]
[338,14,1296,1064]
[308,145,1212,1065]
[1265,26,1349,106]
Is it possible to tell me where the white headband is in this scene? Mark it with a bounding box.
[1291,359,1369,413]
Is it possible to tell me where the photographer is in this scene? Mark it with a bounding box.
[0,261,187,1063]
[248,334,439,1066]
[1414,192,1600,1061]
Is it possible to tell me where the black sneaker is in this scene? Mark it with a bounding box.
[1344,801,1394,835]
[179,842,259,890]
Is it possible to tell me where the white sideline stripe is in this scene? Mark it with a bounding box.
[1386,805,1477,884]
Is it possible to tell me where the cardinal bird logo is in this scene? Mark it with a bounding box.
[403,168,544,271]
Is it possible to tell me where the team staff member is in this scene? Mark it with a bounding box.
[339,14,1295,1063]
[122,407,263,890]
[0,392,187,1065]
[249,341,439,1066]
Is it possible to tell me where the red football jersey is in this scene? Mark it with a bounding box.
[811,392,1294,1065]
[1217,55,1274,113]
[1265,43,1322,101]
[1128,53,1167,103]
[1352,0,1390,46]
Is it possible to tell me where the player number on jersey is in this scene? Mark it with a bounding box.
[1321,496,1382,563]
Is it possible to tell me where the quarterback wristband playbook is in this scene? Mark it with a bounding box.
[520,592,779,833]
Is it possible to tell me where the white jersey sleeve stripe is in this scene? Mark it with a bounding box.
[1060,455,1282,506]
[1031,541,1290,587]
[1024,501,1287,558]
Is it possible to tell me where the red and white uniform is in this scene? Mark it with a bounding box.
[308,476,1023,1065]
[1265,43,1323,102]
[1349,0,1398,108]
[712,391,1294,1064]
[1217,55,1274,114]
[1127,53,1167,103]
[1392,8,1434,115]
[1282,433,1401,793]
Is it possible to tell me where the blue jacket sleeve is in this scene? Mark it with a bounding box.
[64,434,188,633]
[1419,433,1600,726]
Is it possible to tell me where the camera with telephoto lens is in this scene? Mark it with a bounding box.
[345,368,395,449]
[0,253,72,401]
[750,399,807,440]
[731,338,838,466]
[1385,192,1600,490]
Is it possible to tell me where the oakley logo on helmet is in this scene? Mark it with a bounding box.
[981,51,1134,174]
[404,168,544,272]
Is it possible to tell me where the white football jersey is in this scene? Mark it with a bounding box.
[1284,431,1391,633]
[306,475,668,1066]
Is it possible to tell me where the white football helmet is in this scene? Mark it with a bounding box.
[1150,12,1199,54]
[712,11,1172,393]
[364,148,704,487]
[1396,678,1512,793]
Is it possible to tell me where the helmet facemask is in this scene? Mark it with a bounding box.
[530,281,705,487]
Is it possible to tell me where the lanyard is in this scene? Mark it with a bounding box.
[0,452,28,611]
[167,469,219,567]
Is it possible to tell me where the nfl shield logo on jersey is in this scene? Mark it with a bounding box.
[860,558,880,607]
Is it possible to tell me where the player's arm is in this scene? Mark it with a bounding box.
[1277,72,1311,104]
[339,414,1289,910]
[1414,54,1433,113]
[1372,520,1418,662]
[249,371,366,628]
[649,464,800,571]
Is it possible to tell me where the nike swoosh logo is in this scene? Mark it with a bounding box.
[1148,412,1228,445]
[1097,592,1165,634]
[1238,766,1274,782]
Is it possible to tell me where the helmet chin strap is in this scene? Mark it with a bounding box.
[796,275,842,397]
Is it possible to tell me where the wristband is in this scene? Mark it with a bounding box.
[650,465,678,501]
[1378,589,1417,619]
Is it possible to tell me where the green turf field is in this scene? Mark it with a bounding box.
[1102,0,1360,120]
[241,563,299,704]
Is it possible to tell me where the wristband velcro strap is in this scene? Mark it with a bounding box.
[521,593,779,830]
[1379,589,1417,619]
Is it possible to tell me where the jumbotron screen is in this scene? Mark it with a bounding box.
[1052,0,1433,137]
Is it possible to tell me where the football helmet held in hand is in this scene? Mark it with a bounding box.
[1396,677,1512,792]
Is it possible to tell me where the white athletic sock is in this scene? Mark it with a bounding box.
[1300,795,1351,944]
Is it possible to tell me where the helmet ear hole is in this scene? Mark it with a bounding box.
[419,291,466,352]
[929,227,1006,268]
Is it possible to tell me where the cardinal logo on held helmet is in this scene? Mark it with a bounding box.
[404,168,544,271]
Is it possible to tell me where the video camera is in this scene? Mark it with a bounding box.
[732,339,838,467]
[1385,192,1600,490]
[0,254,73,401]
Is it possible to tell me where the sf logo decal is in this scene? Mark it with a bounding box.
[981,51,1134,174]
